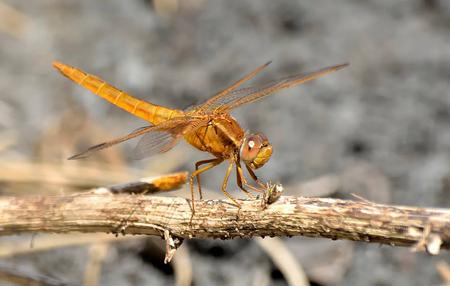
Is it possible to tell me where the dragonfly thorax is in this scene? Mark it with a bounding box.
[239,133,272,169]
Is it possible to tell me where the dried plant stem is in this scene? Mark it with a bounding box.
[0,233,138,258]
[0,2,27,38]
[0,265,74,286]
[437,260,450,285]
[84,243,109,286]
[256,237,309,286]
[0,193,449,252]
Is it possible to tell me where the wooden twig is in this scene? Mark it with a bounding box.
[172,241,193,286]
[436,260,450,285]
[0,265,77,286]
[256,237,310,286]
[0,192,448,253]
[0,234,138,258]
[84,243,109,286]
[0,2,27,38]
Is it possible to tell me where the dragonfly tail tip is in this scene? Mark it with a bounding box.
[52,61,65,72]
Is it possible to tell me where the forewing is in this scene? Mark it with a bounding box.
[200,85,261,112]
[68,116,205,160]
[209,63,348,113]
[192,61,272,113]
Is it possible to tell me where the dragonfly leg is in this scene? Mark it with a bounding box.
[221,161,241,207]
[195,158,219,200]
[189,158,223,217]
[235,162,255,199]
[245,164,266,190]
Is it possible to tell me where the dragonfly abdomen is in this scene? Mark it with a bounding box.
[53,61,183,125]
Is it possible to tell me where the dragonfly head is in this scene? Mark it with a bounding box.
[240,133,273,169]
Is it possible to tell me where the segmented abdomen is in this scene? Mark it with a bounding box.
[53,61,184,125]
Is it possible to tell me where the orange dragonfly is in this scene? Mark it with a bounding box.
[53,60,348,214]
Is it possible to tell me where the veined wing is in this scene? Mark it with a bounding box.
[68,116,207,160]
[205,63,348,113]
[192,61,272,113]
[131,131,181,160]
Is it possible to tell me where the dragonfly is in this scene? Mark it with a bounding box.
[53,60,348,214]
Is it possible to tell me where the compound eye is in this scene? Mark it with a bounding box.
[247,139,256,149]
[240,135,262,163]
[258,133,268,144]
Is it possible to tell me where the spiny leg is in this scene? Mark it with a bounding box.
[240,163,264,193]
[189,158,223,217]
[221,161,241,207]
[195,158,219,200]
[235,162,255,199]
[245,164,266,189]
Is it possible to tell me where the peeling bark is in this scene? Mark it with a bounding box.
[0,193,448,252]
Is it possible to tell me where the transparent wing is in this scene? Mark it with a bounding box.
[201,85,261,112]
[132,131,181,160]
[204,63,349,113]
[68,116,206,160]
[192,61,272,113]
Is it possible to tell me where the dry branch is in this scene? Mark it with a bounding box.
[256,237,309,286]
[0,265,76,286]
[436,260,450,285]
[0,191,448,253]
[0,233,137,257]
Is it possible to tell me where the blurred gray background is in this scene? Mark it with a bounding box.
[0,0,449,285]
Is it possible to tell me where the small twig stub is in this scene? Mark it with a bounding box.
[164,230,184,264]
[261,182,283,207]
